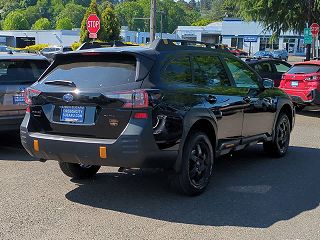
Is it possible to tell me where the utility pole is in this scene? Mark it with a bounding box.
[306,0,314,61]
[150,0,157,42]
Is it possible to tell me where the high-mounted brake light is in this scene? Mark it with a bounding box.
[24,88,41,105]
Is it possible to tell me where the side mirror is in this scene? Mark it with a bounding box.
[262,78,274,89]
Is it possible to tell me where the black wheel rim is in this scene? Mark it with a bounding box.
[188,140,211,188]
[277,118,290,153]
[79,164,92,169]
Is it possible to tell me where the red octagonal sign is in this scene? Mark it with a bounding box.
[311,23,319,36]
[87,14,100,39]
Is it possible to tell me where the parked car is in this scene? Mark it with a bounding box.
[0,45,9,53]
[228,47,248,56]
[253,51,273,58]
[246,59,291,87]
[272,50,289,61]
[40,46,73,60]
[279,61,320,110]
[21,39,294,196]
[0,53,50,132]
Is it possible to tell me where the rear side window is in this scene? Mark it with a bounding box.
[253,62,273,73]
[274,62,291,73]
[162,56,192,85]
[287,64,320,74]
[0,60,49,84]
[42,55,137,88]
[225,57,260,89]
[193,55,230,87]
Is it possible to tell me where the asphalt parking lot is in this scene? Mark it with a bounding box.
[0,111,319,240]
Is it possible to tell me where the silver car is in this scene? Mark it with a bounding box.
[0,53,49,132]
[40,46,73,61]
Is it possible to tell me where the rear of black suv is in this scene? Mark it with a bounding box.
[21,48,177,170]
[21,39,294,196]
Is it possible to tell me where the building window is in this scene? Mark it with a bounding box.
[259,37,279,51]
[231,37,244,49]
[141,37,144,43]
[126,36,130,42]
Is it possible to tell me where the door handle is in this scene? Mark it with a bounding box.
[205,95,217,104]
[243,96,251,103]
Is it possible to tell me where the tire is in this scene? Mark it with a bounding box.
[263,113,291,157]
[59,162,101,179]
[170,131,214,196]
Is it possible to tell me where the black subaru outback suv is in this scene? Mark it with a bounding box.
[21,39,294,196]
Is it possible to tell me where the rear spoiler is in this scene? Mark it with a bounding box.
[77,41,138,50]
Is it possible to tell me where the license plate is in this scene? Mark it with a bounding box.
[291,81,299,87]
[60,106,85,123]
[12,95,25,105]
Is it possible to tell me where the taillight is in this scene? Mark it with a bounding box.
[305,75,320,81]
[24,88,41,105]
[104,89,149,109]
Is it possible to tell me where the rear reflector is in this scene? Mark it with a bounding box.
[34,140,39,152]
[99,146,107,159]
[134,112,148,119]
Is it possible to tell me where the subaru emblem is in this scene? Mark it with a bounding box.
[63,93,74,103]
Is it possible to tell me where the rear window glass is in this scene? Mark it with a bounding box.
[287,65,320,74]
[0,60,49,84]
[41,55,137,88]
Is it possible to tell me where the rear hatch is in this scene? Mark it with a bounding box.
[0,59,49,118]
[281,64,320,90]
[29,52,152,139]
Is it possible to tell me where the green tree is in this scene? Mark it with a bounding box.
[56,17,73,30]
[32,18,51,30]
[115,1,145,31]
[101,3,120,41]
[80,0,106,42]
[3,11,30,30]
[22,5,42,26]
[233,0,315,34]
[192,19,212,26]
[57,3,86,28]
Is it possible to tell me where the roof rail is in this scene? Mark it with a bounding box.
[149,39,226,51]
[77,41,138,50]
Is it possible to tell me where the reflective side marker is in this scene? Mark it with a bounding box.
[34,140,39,152]
[99,146,107,159]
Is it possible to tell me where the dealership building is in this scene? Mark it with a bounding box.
[175,18,305,55]
[0,18,305,55]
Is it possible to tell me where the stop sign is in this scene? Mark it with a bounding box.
[311,23,319,36]
[86,14,100,39]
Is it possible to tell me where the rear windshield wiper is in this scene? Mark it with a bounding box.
[45,80,77,88]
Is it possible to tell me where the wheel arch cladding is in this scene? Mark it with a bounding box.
[186,119,217,150]
[279,104,294,131]
[174,117,217,172]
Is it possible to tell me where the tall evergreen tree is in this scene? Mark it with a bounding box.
[101,3,120,41]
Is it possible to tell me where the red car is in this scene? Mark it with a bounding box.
[279,61,320,109]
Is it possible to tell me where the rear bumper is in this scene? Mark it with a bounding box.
[20,113,177,169]
[0,115,24,132]
[283,88,320,106]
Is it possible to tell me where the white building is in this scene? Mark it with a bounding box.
[0,29,80,48]
[175,18,305,55]
[221,18,304,55]
[120,26,177,44]
[174,22,222,44]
